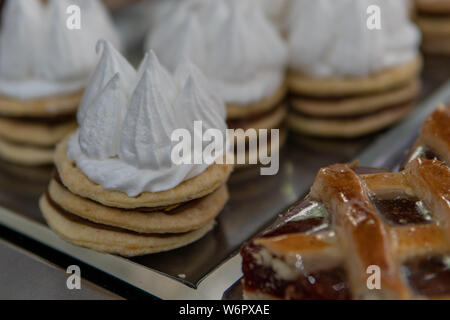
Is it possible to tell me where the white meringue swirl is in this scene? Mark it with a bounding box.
[146,0,288,105]
[68,44,228,196]
[0,0,120,100]
[288,0,420,78]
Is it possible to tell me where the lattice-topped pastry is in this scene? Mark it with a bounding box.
[405,105,450,165]
[241,158,450,299]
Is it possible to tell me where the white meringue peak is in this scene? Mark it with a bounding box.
[68,47,228,196]
[79,73,127,160]
[287,0,420,78]
[146,0,288,105]
[78,40,136,124]
[119,60,177,170]
[0,0,120,100]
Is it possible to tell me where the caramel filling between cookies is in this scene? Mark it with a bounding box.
[290,99,414,121]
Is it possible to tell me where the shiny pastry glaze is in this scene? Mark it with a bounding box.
[241,199,351,300]
[242,165,450,299]
[402,145,442,169]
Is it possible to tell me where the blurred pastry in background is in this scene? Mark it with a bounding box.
[102,0,139,11]
[0,0,120,165]
[40,42,232,256]
[287,0,422,138]
[416,0,450,55]
[260,0,290,32]
[146,0,288,167]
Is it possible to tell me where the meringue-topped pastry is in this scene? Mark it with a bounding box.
[0,0,120,165]
[69,43,229,196]
[0,0,120,100]
[287,0,422,138]
[40,41,233,256]
[147,0,288,167]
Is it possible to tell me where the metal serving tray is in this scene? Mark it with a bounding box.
[0,57,449,299]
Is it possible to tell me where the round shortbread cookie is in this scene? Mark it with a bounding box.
[234,127,287,169]
[229,104,287,131]
[0,91,82,118]
[40,195,215,257]
[422,33,450,55]
[416,0,450,14]
[0,137,54,166]
[226,83,287,120]
[290,80,420,117]
[48,178,229,234]
[55,138,234,209]
[287,57,422,98]
[0,118,77,147]
[287,103,414,138]
[416,16,450,36]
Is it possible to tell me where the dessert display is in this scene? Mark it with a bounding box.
[39,41,233,256]
[241,103,450,300]
[0,0,119,165]
[241,159,450,299]
[415,0,450,55]
[146,0,288,166]
[287,0,422,138]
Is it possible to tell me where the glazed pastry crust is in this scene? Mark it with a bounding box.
[0,91,82,118]
[287,102,414,138]
[226,83,287,120]
[40,195,215,257]
[287,57,422,98]
[55,137,234,209]
[0,118,76,147]
[48,178,229,234]
[290,79,419,117]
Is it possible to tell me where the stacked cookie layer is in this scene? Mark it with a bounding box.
[40,42,233,256]
[286,0,422,138]
[416,0,450,55]
[287,58,422,138]
[41,139,232,257]
[0,94,78,165]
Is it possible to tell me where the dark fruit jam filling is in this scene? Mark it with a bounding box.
[403,255,450,297]
[241,200,351,299]
[372,196,432,226]
[241,243,351,300]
